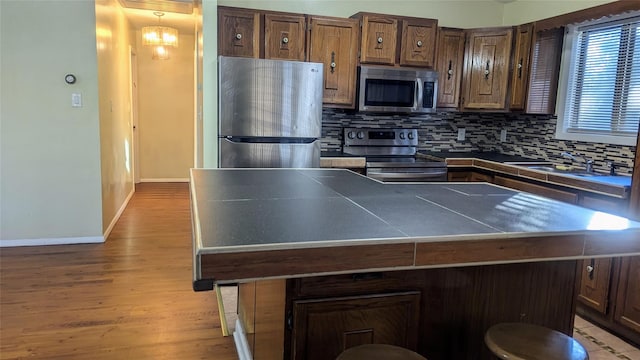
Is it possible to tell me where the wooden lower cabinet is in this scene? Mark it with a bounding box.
[577,257,612,314]
[614,256,640,334]
[447,171,492,183]
[292,292,420,360]
[239,262,580,360]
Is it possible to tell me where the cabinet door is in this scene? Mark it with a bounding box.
[509,24,533,110]
[360,15,397,65]
[462,28,513,110]
[265,13,306,61]
[578,258,613,314]
[218,7,260,58]
[292,292,420,360]
[308,16,360,108]
[435,28,465,108]
[399,18,437,67]
[614,256,640,333]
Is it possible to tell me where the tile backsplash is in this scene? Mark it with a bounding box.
[321,109,637,175]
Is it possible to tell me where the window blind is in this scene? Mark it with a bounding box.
[565,16,640,136]
[527,28,563,114]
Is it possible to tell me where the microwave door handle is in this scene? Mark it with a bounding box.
[416,79,423,110]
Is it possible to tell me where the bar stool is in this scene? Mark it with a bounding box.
[485,323,589,360]
[337,344,427,360]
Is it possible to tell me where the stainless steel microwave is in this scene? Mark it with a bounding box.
[358,65,438,113]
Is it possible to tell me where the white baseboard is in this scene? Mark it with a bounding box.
[103,187,135,240]
[0,236,104,248]
[233,319,253,360]
[140,178,189,182]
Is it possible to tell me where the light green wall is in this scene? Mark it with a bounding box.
[217,0,505,28]
[0,0,103,243]
[203,0,218,168]
[502,0,618,26]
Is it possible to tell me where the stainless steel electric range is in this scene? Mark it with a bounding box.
[342,128,447,182]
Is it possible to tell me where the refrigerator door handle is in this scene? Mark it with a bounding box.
[223,136,318,144]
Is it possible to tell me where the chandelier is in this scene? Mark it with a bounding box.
[142,12,178,59]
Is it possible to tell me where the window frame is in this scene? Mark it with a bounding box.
[555,11,640,146]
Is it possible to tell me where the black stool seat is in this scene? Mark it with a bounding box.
[337,344,427,360]
[485,323,589,360]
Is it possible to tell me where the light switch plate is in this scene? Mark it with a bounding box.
[71,93,82,107]
[457,128,466,141]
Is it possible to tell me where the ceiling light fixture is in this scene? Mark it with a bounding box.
[142,12,179,48]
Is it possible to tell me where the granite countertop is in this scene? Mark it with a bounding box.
[190,169,640,288]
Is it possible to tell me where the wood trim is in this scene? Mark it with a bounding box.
[415,235,584,266]
[535,1,640,31]
[200,243,415,281]
[583,231,640,256]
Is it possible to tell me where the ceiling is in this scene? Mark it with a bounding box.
[119,0,197,34]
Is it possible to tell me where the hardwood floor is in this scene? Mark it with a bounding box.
[0,183,237,359]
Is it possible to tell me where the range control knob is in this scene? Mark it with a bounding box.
[408,132,415,140]
[347,131,355,139]
[357,131,365,139]
[399,132,406,139]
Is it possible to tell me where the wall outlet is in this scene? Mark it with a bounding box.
[500,129,507,142]
[457,128,466,141]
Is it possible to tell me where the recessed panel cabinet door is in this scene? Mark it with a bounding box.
[462,28,513,110]
[614,256,640,333]
[399,18,437,67]
[218,7,260,58]
[360,15,397,65]
[577,258,613,314]
[435,28,465,108]
[292,292,421,360]
[265,13,306,61]
[509,24,534,110]
[308,16,359,108]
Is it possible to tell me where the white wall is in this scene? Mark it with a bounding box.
[502,0,617,26]
[0,0,103,245]
[95,0,136,238]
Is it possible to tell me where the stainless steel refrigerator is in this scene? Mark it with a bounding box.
[218,56,324,168]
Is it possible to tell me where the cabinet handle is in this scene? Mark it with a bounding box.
[377,37,383,44]
[586,265,594,273]
[587,258,595,280]
[417,40,423,47]
[447,60,453,80]
[484,61,491,79]
[235,33,242,40]
[282,37,289,44]
[517,58,523,79]
[330,51,336,73]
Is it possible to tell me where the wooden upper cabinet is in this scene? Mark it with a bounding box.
[509,23,534,110]
[399,18,437,67]
[218,7,260,58]
[462,27,513,110]
[264,13,306,61]
[526,27,564,114]
[307,16,360,108]
[435,28,465,108]
[359,14,398,65]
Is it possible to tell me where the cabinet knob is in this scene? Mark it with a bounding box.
[235,33,242,40]
[484,61,491,79]
[377,37,383,44]
[330,51,336,74]
[330,62,336,68]
[417,40,423,47]
[282,37,289,44]
[448,69,454,75]
[586,265,594,273]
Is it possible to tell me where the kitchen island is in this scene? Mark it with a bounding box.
[190,169,640,360]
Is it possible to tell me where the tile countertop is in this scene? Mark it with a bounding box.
[190,168,640,288]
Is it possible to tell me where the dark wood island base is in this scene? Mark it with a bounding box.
[238,260,581,360]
